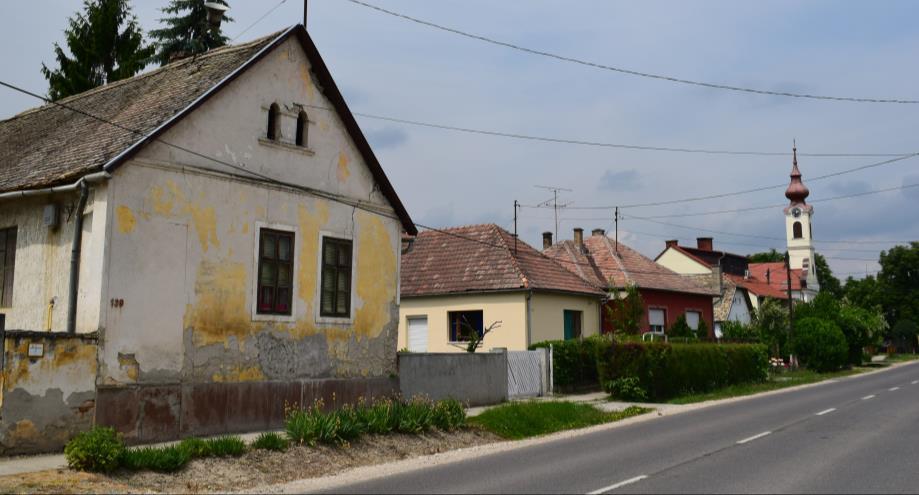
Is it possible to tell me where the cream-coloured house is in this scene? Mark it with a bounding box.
[398,225,605,352]
[0,26,415,454]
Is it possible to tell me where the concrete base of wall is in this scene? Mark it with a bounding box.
[95,377,398,444]
[398,352,508,407]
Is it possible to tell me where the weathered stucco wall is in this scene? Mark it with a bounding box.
[91,36,403,442]
[398,292,528,352]
[0,332,98,454]
[0,187,108,333]
[398,352,508,406]
[529,292,601,345]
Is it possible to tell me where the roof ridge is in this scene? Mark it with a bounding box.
[5,29,287,123]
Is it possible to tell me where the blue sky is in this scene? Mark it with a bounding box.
[3,0,918,279]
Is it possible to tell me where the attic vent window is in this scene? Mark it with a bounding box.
[296,110,308,147]
[267,103,280,141]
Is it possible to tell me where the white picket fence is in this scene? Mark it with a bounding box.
[506,348,552,398]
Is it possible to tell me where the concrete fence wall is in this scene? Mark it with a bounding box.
[398,352,508,407]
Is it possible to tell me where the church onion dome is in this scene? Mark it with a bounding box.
[785,145,810,205]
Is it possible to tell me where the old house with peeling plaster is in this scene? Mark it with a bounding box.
[0,25,416,454]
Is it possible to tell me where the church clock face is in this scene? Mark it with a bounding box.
[791,207,802,218]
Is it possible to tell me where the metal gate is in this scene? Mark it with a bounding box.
[507,349,549,398]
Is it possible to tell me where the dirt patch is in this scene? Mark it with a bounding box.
[0,429,499,494]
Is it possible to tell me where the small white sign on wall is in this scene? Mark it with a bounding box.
[27,343,44,358]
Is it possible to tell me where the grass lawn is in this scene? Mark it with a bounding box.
[882,353,919,363]
[667,367,871,405]
[469,401,651,440]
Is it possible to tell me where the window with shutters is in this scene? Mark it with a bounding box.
[320,237,352,318]
[257,229,294,315]
[0,227,15,307]
[648,308,666,333]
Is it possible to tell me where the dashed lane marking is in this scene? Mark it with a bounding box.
[587,475,649,494]
[816,408,836,416]
[889,387,900,391]
[737,431,772,445]
[862,395,875,400]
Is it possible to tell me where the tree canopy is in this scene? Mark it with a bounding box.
[42,0,154,100]
[150,0,232,66]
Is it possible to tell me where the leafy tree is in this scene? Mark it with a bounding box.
[41,0,154,100]
[877,242,919,325]
[751,299,789,357]
[813,253,842,298]
[843,275,883,312]
[747,249,784,263]
[795,292,886,364]
[150,0,232,66]
[605,285,644,336]
[668,315,695,340]
[792,318,848,372]
[891,320,918,353]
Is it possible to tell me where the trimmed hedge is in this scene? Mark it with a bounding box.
[598,342,768,401]
[531,336,612,391]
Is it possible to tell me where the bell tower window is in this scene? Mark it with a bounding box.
[793,221,803,239]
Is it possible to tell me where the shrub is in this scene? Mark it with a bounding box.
[356,399,396,435]
[252,432,289,451]
[605,377,647,401]
[597,342,768,401]
[791,318,848,372]
[432,398,466,431]
[120,445,191,473]
[64,426,125,473]
[721,320,758,342]
[531,335,612,391]
[177,437,209,458]
[668,315,695,340]
[697,318,710,339]
[204,436,247,457]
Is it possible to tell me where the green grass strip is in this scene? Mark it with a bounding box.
[469,401,651,440]
[667,367,871,405]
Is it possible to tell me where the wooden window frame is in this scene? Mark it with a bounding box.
[320,237,353,318]
[0,227,16,308]
[257,228,294,315]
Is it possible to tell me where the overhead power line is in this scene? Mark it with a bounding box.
[231,0,289,42]
[346,110,907,158]
[343,0,919,104]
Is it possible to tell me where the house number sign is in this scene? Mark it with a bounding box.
[28,343,44,358]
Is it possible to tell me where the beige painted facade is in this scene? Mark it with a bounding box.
[398,291,601,352]
[655,248,711,275]
[0,31,408,452]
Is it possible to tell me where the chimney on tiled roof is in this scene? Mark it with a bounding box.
[766,268,771,285]
[542,231,553,249]
[666,239,678,249]
[573,228,584,248]
[591,228,605,237]
[697,237,713,251]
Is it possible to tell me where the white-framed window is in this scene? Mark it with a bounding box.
[649,308,666,333]
[686,311,701,331]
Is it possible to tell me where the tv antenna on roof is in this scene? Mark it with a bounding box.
[534,185,572,243]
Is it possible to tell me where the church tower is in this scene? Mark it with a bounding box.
[784,143,820,293]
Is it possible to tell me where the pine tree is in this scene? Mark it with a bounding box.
[150,0,232,66]
[41,0,154,101]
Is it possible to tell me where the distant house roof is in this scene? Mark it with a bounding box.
[400,224,605,298]
[544,234,717,296]
[724,261,805,300]
[655,243,750,277]
[0,25,416,235]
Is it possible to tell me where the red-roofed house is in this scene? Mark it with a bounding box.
[398,224,606,352]
[544,228,718,337]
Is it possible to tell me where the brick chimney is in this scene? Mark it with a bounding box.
[696,237,713,251]
[573,228,584,248]
[666,239,679,249]
[542,231,553,249]
[591,228,605,237]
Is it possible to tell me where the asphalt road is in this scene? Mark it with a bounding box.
[322,362,919,494]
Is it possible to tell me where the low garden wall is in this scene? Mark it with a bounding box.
[398,352,508,406]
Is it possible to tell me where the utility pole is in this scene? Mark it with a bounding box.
[785,251,795,363]
[513,200,519,255]
[534,185,572,242]
[614,207,620,255]
[303,0,308,28]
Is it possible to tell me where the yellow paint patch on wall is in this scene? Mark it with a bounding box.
[296,202,328,312]
[149,185,174,216]
[212,365,265,383]
[188,204,219,253]
[337,152,351,182]
[300,64,315,102]
[242,222,250,234]
[353,213,396,339]
[183,261,254,348]
[148,181,220,252]
[115,206,136,234]
[10,420,39,442]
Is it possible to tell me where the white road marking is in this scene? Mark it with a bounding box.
[816,408,836,416]
[889,387,900,391]
[862,395,875,400]
[912,380,918,385]
[587,475,649,494]
[737,431,772,445]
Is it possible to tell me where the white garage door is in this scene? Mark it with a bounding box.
[407,317,428,352]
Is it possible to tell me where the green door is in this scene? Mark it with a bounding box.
[563,310,578,340]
